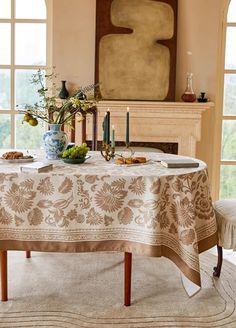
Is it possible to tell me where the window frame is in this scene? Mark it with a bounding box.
[212,0,236,200]
[0,0,52,148]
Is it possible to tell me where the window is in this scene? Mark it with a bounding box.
[0,0,50,149]
[219,0,236,198]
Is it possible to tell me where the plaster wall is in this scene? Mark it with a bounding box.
[52,0,96,91]
[176,0,223,181]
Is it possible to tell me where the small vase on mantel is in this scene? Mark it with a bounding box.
[58,80,69,99]
[181,73,196,102]
[43,124,68,160]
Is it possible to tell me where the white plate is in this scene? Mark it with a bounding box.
[0,156,36,163]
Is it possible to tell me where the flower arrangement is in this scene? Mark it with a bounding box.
[19,69,97,127]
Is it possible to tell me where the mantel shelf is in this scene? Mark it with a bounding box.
[82,101,215,157]
[97,100,214,114]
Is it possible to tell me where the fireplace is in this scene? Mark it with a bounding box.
[86,140,178,154]
[78,101,214,157]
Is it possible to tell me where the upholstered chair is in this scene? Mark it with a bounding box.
[213,199,236,277]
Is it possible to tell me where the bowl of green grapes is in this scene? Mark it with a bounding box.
[62,144,90,164]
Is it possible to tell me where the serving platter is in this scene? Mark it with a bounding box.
[0,156,36,164]
[114,159,152,166]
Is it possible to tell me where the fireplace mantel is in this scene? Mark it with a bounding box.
[84,101,214,157]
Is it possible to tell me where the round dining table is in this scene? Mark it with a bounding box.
[0,151,217,304]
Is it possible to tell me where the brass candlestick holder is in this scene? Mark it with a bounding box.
[114,143,135,160]
[121,143,134,158]
[101,141,115,161]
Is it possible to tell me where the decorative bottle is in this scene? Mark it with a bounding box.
[181,73,196,102]
[58,80,69,99]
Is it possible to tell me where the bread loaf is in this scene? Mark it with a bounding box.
[115,156,146,165]
[2,151,24,159]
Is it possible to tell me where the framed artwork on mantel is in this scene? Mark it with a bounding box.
[95,0,178,101]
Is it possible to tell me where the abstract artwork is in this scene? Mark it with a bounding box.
[95,0,178,101]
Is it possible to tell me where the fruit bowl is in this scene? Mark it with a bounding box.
[61,144,90,164]
[62,155,91,164]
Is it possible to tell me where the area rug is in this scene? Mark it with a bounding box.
[0,251,236,327]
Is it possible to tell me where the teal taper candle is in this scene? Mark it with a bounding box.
[107,109,110,144]
[105,114,108,144]
[126,107,129,144]
[111,125,115,147]
[102,113,106,142]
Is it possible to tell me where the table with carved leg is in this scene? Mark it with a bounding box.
[0,152,217,304]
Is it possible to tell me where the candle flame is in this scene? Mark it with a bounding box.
[127,107,129,112]
[112,125,115,129]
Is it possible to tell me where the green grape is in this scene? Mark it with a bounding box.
[62,144,90,159]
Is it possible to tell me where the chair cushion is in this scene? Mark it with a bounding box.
[214,199,236,249]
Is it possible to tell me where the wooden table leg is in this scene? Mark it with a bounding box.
[92,109,97,151]
[26,251,31,258]
[124,252,132,306]
[0,251,8,302]
[213,245,223,278]
[82,115,86,143]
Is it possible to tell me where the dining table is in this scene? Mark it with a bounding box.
[0,151,217,305]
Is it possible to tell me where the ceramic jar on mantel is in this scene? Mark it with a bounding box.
[43,124,68,160]
[58,80,69,99]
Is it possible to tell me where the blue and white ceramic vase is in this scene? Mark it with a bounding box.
[43,124,68,160]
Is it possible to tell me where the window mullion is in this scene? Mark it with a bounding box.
[0,19,46,23]
[222,116,236,120]
[10,0,15,148]
[12,65,46,70]
[0,65,46,70]
[221,161,236,165]
[224,69,236,74]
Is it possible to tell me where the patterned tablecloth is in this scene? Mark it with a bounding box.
[0,152,217,286]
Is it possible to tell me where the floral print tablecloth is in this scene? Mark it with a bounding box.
[0,152,217,286]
